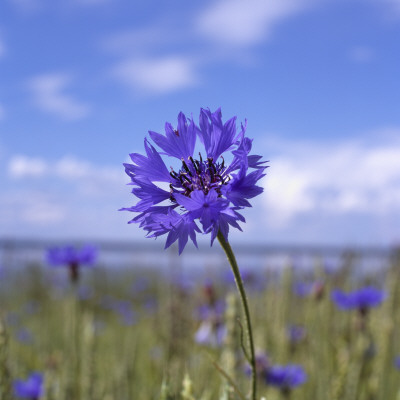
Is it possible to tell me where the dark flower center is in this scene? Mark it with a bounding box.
[169,153,229,199]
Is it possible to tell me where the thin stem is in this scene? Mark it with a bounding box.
[236,318,251,364]
[217,231,257,400]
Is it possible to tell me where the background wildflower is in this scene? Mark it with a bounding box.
[13,372,43,399]
[264,364,307,392]
[394,356,400,370]
[46,245,97,283]
[331,286,386,313]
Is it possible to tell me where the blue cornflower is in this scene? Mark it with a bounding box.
[13,372,43,399]
[286,325,306,344]
[265,364,307,391]
[121,108,267,253]
[46,245,97,283]
[194,320,226,347]
[293,280,325,300]
[394,356,400,370]
[195,297,226,347]
[16,328,34,344]
[113,300,137,326]
[244,351,271,377]
[331,286,386,313]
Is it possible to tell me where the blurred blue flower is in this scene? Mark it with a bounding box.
[46,244,97,266]
[14,372,43,399]
[244,351,270,377]
[16,328,34,344]
[46,245,97,283]
[110,300,136,326]
[265,364,307,390]
[293,280,324,300]
[197,301,225,321]
[394,356,400,370]
[121,108,267,253]
[194,320,226,347]
[293,282,313,297]
[286,325,306,344]
[195,297,226,347]
[143,298,158,312]
[331,286,386,312]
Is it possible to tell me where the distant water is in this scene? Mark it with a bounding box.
[0,239,395,280]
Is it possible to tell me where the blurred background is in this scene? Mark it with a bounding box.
[1,0,400,261]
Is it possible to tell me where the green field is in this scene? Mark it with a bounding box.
[1,251,400,400]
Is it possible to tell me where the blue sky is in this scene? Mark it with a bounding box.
[1,0,400,248]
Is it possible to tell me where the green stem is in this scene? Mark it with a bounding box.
[217,231,257,400]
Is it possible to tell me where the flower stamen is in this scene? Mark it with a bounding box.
[169,154,228,199]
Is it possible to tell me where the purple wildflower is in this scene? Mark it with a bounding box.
[293,282,311,297]
[13,372,43,399]
[265,364,307,391]
[46,245,97,283]
[244,351,271,377]
[197,301,225,321]
[287,325,306,344]
[331,286,386,313]
[195,297,226,347]
[121,108,267,254]
[293,280,325,300]
[195,321,226,347]
[16,328,34,344]
[113,300,136,326]
[394,356,400,370]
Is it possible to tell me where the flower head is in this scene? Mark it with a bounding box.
[331,286,386,313]
[394,356,400,370]
[13,372,43,399]
[264,364,307,390]
[244,350,271,377]
[194,320,226,347]
[46,245,97,266]
[286,325,306,344]
[121,108,267,253]
[195,297,226,347]
[46,245,97,283]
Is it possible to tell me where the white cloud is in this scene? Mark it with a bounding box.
[1,155,134,237]
[8,155,47,178]
[22,201,66,224]
[196,0,314,47]
[112,56,199,95]
[28,73,91,120]
[262,135,400,226]
[7,154,123,183]
[1,155,130,236]
[0,191,66,225]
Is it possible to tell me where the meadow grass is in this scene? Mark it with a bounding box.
[1,252,400,400]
